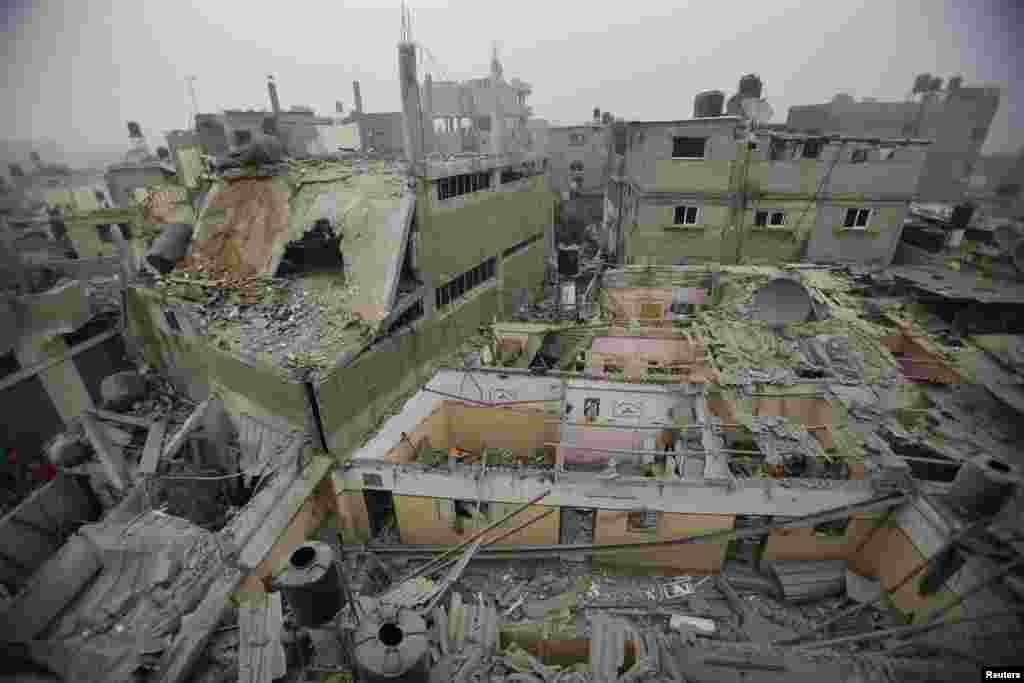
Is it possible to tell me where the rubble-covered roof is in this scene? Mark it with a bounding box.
[150,160,411,373]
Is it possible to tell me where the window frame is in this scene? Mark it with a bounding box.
[843,207,872,230]
[801,140,823,159]
[569,132,586,147]
[850,148,869,164]
[627,509,659,533]
[671,136,707,160]
[754,210,787,228]
[672,205,700,226]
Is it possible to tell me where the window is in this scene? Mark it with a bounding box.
[769,138,790,161]
[164,309,182,333]
[802,140,823,159]
[362,473,384,487]
[639,302,664,319]
[434,257,496,310]
[673,205,700,226]
[569,161,584,173]
[584,398,601,419]
[850,148,869,164]
[672,137,706,159]
[436,172,492,201]
[502,233,543,259]
[754,210,786,227]
[96,224,113,243]
[878,147,897,161]
[233,130,252,146]
[627,510,659,532]
[569,133,586,146]
[843,208,872,229]
[501,166,526,184]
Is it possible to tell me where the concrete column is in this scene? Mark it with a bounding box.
[398,42,424,169]
[16,335,94,423]
[353,80,365,154]
[267,76,282,134]
[490,72,505,158]
[422,73,435,156]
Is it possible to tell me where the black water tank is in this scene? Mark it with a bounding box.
[950,203,975,229]
[693,90,725,118]
[738,74,763,100]
[272,542,344,627]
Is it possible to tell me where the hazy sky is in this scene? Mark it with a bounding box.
[2,0,1021,162]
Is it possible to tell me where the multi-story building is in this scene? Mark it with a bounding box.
[423,72,534,156]
[546,122,612,197]
[124,42,554,457]
[603,109,931,267]
[787,81,1001,203]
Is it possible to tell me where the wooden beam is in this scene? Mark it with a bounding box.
[0,329,118,392]
[161,399,210,461]
[136,417,169,480]
[79,412,129,493]
[90,408,153,430]
[238,455,334,571]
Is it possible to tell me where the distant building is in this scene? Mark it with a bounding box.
[546,123,612,196]
[421,74,534,156]
[604,113,930,267]
[787,83,1001,202]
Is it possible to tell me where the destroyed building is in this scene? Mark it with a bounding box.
[1,31,1022,683]
[787,77,1001,204]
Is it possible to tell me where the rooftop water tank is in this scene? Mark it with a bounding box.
[693,90,725,118]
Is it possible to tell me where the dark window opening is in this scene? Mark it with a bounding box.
[672,137,706,159]
[569,161,584,173]
[434,257,496,311]
[96,224,113,243]
[502,233,543,259]
[364,489,396,540]
[851,148,869,164]
[583,397,600,419]
[437,172,492,201]
[769,138,790,161]
[756,210,786,227]
[814,517,850,537]
[164,309,182,333]
[277,219,344,276]
[569,133,586,146]
[454,500,489,520]
[627,510,659,532]
[844,208,871,228]
[802,140,823,159]
[501,167,526,184]
[233,130,252,146]
[673,205,699,226]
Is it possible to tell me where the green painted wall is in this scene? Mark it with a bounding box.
[652,160,733,193]
[125,288,307,426]
[499,238,546,316]
[417,176,555,280]
[627,202,730,264]
[319,286,500,454]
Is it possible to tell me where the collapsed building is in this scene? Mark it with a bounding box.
[1,43,1022,683]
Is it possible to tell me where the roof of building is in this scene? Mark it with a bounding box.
[154,159,413,374]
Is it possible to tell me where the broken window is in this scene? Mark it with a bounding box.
[437,172,491,201]
[673,205,700,226]
[755,210,786,227]
[627,510,659,532]
[813,517,850,538]
[801,140,823,159]
[769,138,790,161]
[843,208,872,229]
[277,218,343,275]
[584,398,601,419]
[672,137,706,159]
[164,309,182,333]
[850,148,869,164]
[434,257,497,311]
[569,133,586,146]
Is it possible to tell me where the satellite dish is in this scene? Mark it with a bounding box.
[741,98,774,125]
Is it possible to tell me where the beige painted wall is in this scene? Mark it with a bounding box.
[593,510,734,572]
[393,496,559,546]
[763,515,882,562]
